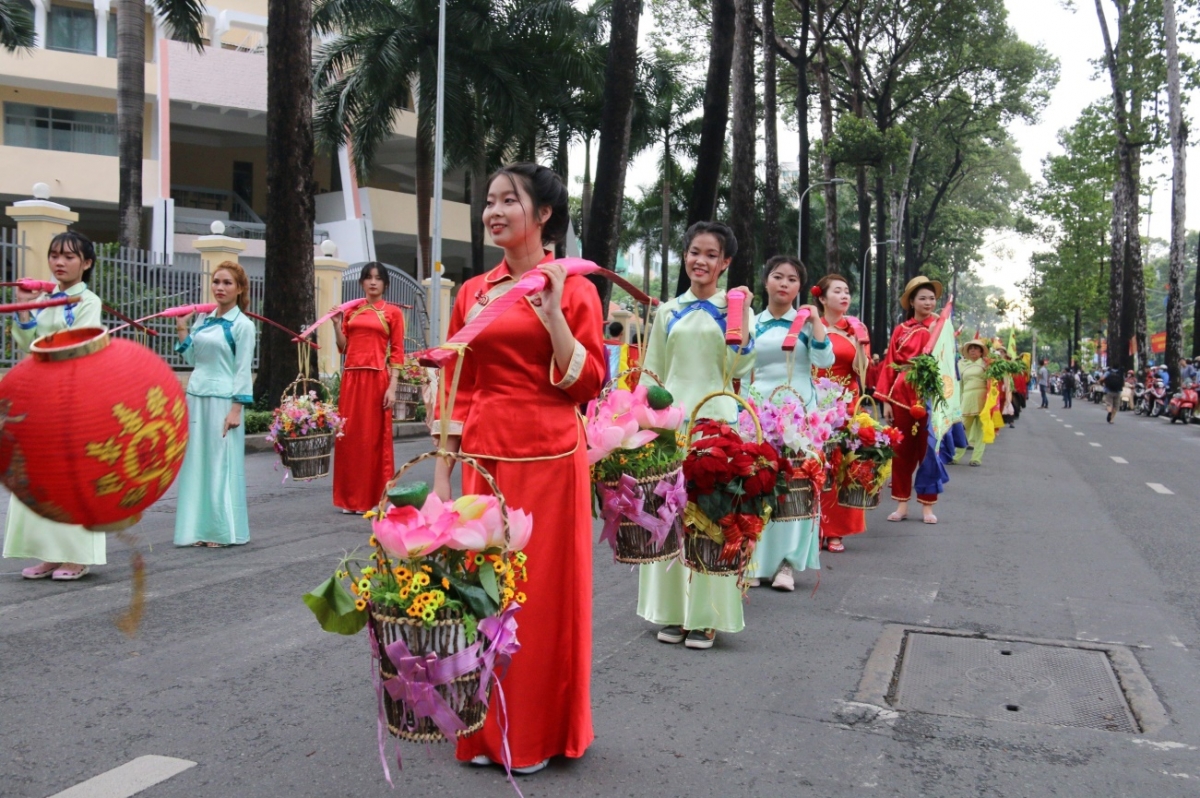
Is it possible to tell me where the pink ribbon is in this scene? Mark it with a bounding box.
[475,604,521,702]
[653,471,687,543]
[382,637,482,741]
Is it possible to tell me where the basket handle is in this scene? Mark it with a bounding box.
[281,374,329,404]
[686,390,763,444]
[767,384,805,407]
[851,393,881,418]
[597,366,665,402]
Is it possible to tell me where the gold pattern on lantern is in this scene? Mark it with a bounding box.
[86,386,188,507]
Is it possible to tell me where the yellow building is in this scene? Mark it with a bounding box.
[0,0,489,280]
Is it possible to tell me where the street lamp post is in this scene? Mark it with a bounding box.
[797,178,849,260]
[429,0,447,345]
[860,239,897,318]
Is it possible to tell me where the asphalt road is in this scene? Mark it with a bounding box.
[3,404,1200,798]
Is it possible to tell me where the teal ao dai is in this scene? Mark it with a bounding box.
[2,283,107,565]
[744,308,833,579]
[173,307,256,546]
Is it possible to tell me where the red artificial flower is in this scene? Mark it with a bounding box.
[859,425,877,446]
[884,426,904,445]
[830,447,844,475]
[848,458,877,488]
[810,285,823,298]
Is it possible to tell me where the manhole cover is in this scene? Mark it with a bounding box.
[891,632,1139,733]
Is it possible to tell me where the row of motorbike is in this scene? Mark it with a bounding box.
[1088,378,1199,423]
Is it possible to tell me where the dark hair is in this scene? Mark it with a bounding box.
[606,321,624,339]
[763,255,806,285]
[683,221,738,261]
[488,163,569,245]
[359,261,390,289]
[813,273,851,314]
[212,260,250,312]
[48,231,96,283]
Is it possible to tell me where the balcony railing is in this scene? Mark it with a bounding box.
[172,185,263,224]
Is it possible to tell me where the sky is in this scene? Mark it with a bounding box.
[567,0,1198,313]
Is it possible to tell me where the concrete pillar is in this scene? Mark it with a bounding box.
[314,240,351,377]
[94,0,111,58]
[192,221,245,303]
[4,184,79,283]
[423,277,454,344]
[31,0,48,49]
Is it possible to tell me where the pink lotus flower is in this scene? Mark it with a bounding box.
[373,494,457,558]
[629,384,684,431]
[446,494,504,550]
[584,390,658,464]
[506,507,533,551]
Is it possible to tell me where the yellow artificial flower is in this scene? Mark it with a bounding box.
[473,554,487,566]
[361,567,376,578]
[407,605,421,618]
[416,572,431,586]
[420,564,432,573]
[515,592,527,604]
[492,560,506,574]
[514,552,527,566]
[368,535,379,547]
[350,582,360,596]
[395,567,412,581]
[357,578,371,592]
[399,587,410,600]
[441,577,451,590]
[354,598,367,612]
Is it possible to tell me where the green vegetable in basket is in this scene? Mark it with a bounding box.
[303,575,368,635]
[387,481,430,508]
[647,385,675,410]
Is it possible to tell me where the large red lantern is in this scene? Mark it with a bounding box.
[0,326,189,531]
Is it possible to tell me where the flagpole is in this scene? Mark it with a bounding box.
[429,0,447,346]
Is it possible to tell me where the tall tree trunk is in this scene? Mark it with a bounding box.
[1074,306,1082,365]
[258,0,316,404]
[116,0,145,248]
[1163,0,1186,387]
[581,136,592,245]
[856,166,870,324]
[583,0,641,309]
[555,120,570,259]
[679,0,736,295]
[873,170,888,350]
[726,0,756,291]
[415,114,433,282]
[1193,234,1200,358]
[1108,171,1127,371]
[761,0,780,260]
[815,4,839,277]
[469,155,487,276]
[797,0,811,268]
[661,133,672,302]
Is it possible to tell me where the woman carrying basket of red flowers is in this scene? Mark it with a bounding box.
[811,273,870,552]
[431,163,605,774]
[874,276,942,525]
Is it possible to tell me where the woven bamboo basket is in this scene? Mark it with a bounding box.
[593,367,683,564]
[681,391,764,577]
[368,449,511,742]
[765,386,819,522]
[835,394,887,510]
[277,376,334,481]
[368,604,488,742]
[600,467,682,563]
[393,382,422,421]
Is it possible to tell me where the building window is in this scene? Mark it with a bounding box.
[46,3,97,55]
[3,103,118,156]
[107,12,117,58]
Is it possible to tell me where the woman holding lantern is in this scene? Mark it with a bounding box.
[811,273,871,552]
[3,231,105,580]
[744,255,830,589]
[431,163,606,773]
[172,261,257,547]
[874,276,943,525]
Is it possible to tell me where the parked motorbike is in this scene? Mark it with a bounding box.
[1133,382,1148,414]
[1148,380,1168,418]
[1166,383,1198,424]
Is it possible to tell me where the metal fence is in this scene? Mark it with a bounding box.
[0,227,29,367]
[341,262,430,353]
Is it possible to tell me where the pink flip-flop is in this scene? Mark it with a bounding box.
[887,512,907,522]
[21,562,58,579]
[923,515,938,525]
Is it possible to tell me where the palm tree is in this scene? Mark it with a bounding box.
[116,0,205,247]
[0,0,34,51]
[256,0,318,406]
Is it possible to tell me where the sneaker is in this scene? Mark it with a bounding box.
[684,628,716,649]
[656,625,686,644]
[747,577,761,587]
[1107,410,1114,423]
[469,755,492,767]
[513,759,549,775]
[772,564,796,591]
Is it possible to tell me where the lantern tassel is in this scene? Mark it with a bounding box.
[113,530,146,637]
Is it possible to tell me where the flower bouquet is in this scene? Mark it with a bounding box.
[681,392,792,576]
[829,403,903,509]
[266,376,345,480]
[586,373,687,564]
[740,381,851,520]
[394,355,427,421]
[303,452,530,755]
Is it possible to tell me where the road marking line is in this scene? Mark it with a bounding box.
[48,756,195,798]
[1147,483,1174,495]
[1111,456,1128,464]
[1089,442,1102,447]
[1075,432,1085,436]
[1064,424,1073,428]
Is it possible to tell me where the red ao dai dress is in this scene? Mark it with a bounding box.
[874,316,938,506]
[433,256,606,767]
[333,301,405,513]
[814,317,870,540]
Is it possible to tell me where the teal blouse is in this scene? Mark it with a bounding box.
[176,306,256,404]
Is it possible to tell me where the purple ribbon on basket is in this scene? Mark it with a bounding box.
[476,603,522,702]
[653,470,687,543]
[597,474,668,552]
[381,638,482,741]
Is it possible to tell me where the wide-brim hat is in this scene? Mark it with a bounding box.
[960,338,988,357]
[900,276,944,311]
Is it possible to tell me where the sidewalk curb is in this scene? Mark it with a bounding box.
[244,422,431,454]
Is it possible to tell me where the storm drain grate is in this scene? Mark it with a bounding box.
[890,632,1139,733]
